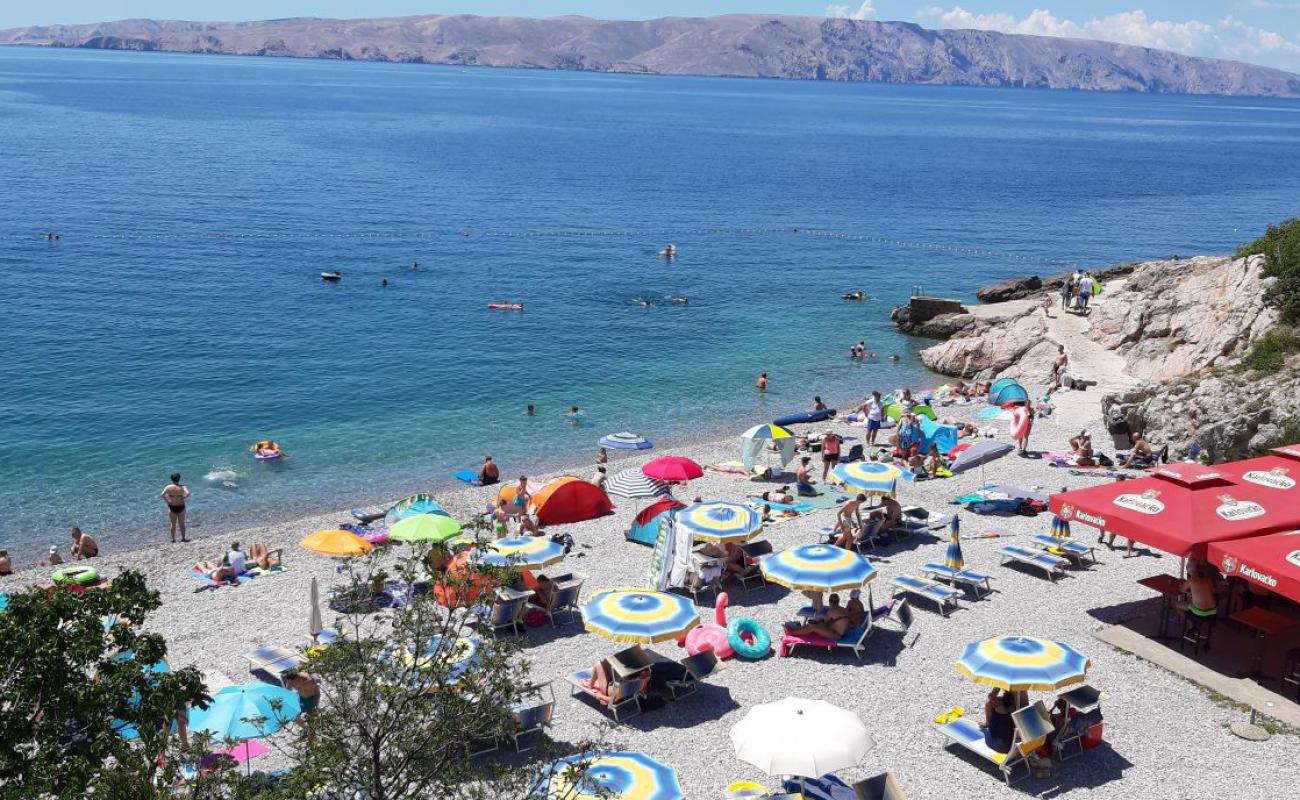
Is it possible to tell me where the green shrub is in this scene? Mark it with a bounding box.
[1237,217,1300,324]
[1241,329,1300,375]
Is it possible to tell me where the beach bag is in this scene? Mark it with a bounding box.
[550,532,575,554]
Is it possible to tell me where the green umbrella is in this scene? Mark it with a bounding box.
[390,513,462,543]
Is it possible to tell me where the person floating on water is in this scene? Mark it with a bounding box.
[381,278,388,287]
[659,243,677,259]
[671,296,689,305]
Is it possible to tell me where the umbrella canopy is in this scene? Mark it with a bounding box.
[581,588,699,644]
[946,515,965,570]
[540,751,684,800]
[1208,530,1300,604]
[730,697,874,778]
[949,440,1014,474]
[831,461,908,497]
[955,635,1090,692]
[389,513,463,544]
[470,535,565,570]
[740,424,797,471]
[1216,444,1300,495]
[384,493,449,525]
[188,682,301,742]
[761,544,877,592]
[642,456,703,482]
[308,577,323,640]
[676,501,763,545]
[300,529,373,558]
[1049,514,1071,539]
[403,635,481,683]
[599,432,654,451]
[606,469,669,500]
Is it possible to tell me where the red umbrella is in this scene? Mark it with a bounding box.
[1208,531,1300,603]
[642,456,703,482]
[1215,444,1300,495]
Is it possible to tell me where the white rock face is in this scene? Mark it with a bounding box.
[918,307,1048,381]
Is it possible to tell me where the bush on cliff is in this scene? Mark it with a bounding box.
[1241,329,1300,375]
[1237,217,1300,324]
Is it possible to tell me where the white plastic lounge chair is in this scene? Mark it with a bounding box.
[242,645,304,686]
[567,669,647,723]
[998,545,1068,581]
[935,703,1052,785]
[1029,535,1098,566]
[889,574,960,616]
[853,771,910,800]
[921,562,994,598]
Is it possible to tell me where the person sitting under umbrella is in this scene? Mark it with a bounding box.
[982,689,1017,754]
[784,593,851,640]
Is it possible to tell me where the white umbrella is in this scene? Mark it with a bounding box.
[308,576,323,642]
[730,697,874,779]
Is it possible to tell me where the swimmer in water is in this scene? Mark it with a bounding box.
[564,406,583,424]
[526,404,536,416]
[639,298,653,308]
[890,354,901,362]
[411,261,420,272]
[381,278,388,287]
[671,296,689,305]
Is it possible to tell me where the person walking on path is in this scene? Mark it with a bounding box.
[1079,273,1094,310]
[161,473,190,543]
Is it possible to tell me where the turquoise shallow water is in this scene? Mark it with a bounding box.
[1,47,1298,557]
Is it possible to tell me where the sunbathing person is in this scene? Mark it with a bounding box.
[876,496,903,535]
[723,541,749,579]
[831,494,868,549]
[772,486,794,505]
[845,588,867,628]
[1069,430,1095,465]
[784,594,851,639]
[923,444,945,478]
[1121,432,1158,467]
[583,658,647,704]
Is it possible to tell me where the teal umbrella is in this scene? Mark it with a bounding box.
[188,682,300,742]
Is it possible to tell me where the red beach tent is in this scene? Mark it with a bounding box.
[1207,531,1300,604]
[1049,462,1300,560]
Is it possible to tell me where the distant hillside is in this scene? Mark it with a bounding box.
[4,14,1299,98]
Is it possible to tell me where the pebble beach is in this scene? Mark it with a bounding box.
[4,290,1297,799]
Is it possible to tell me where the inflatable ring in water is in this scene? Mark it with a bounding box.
[727,617,771,660]
[52,566,99,586]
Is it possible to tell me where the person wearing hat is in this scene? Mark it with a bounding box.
[1069,429,1095,466]
[46,545,63,566]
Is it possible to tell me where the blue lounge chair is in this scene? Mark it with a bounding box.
[889,574,960,616]
[241,645,304,686]
[779,617,876,661]
[921,562,994,598]
[1029,535,1098,566]
[476,596,526,636]
[529,576,584,626]
[567,669,648,723]
[935,703,1052,785]
[998,545,1068,581]
[509,681,556,751]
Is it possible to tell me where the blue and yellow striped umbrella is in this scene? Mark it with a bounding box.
[760,544,878,592]
[831,461,908,496]
[470,536,565,570]
[581,589,700,644]
[676,501,763,544]
[744,424,794,441]
[955,635,1090,691]
[541,751,684,800]
[945,514,965,570]
[1050,515,1072,539]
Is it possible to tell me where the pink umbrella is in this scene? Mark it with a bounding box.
[642,456,703,482]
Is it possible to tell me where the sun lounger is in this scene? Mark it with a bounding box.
[510,681,556,751]
[935,703,1052,785]
[529,576,583,626]
[779,616,875,661]
[921,563,993,598]
[1029,535,1097,566]
[730,540,773,592]
[647,648,722,700]
[889,574,960,616]
[1053,685,1102,761]
[853,772,910,800]
[899,506,948,533]
[567,669,648,722]
[242,645,304,685]
[998,545,1068,581]
[477,595,527,636]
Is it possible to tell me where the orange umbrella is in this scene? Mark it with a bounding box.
[432,552,492,608]
[300,529,373,557]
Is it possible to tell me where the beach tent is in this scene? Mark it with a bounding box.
[1049,463,1300,560]
[989,381,1029,406]
[1208,531,1300,604]
[384,493,449,525]
[919,417,959,455]
[531,476,614,526]
[627,497,684,547]
[986,378,1018,403]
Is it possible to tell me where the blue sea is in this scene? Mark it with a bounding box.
[2,47,1298,558]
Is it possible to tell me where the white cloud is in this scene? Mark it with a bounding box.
[826,2,878,21]
[916,6,1300,72]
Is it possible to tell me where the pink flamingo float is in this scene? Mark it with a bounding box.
[681,592,735,658]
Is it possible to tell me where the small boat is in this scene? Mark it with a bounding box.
[321,271,343,281]
[487,302,524,311]
[250,440,285,461]
[842,291,865,301]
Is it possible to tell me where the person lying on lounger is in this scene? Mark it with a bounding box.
[584,658,648,704]
[784,594,851,639]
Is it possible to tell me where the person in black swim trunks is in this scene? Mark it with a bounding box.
[160,472,190,543]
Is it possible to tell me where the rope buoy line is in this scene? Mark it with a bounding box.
[13,226,1083,267]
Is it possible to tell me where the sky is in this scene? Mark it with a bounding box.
[5,2,1300,73]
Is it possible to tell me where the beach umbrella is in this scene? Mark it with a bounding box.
[188,682,300,742]
[831,461,908,497]
[384,493,449,525]
[470,535,565,570]
[948,440,1014,475]
[946,514,965,570]
[760,544,877,593]
[740,424,796,471]
[581,588,699,644]
[300,529,373,558]
[307,577,323,642]
[955,635,1090,692]
[642,456,703,482]
[730,697,874,779]
[1050,514,1072,539]
[599,432,654,451]
[676,501,763,545]
[395,635,482,685]
[389,513,462,544]
[110,652,171,740]
[606,469,669,500]
[540,751,684,800]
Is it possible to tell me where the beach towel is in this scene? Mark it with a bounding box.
[801,493,851,510]
[707,461,749,476]
[747,496,814,513]
[454,470,481,485]
[237,565,288,583]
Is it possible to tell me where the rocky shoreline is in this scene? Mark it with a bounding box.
[897,254,1299,460]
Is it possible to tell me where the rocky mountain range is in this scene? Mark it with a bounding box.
[3,14,1300,98]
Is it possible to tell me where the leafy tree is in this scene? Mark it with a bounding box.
[267,545,605,800]
[0,570,216,799]
[1238,216,1300,324]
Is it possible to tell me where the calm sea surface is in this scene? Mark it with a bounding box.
[2,47,1298,557]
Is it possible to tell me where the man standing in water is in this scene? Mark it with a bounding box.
[756,372,769,392]
[161,472,190,543]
